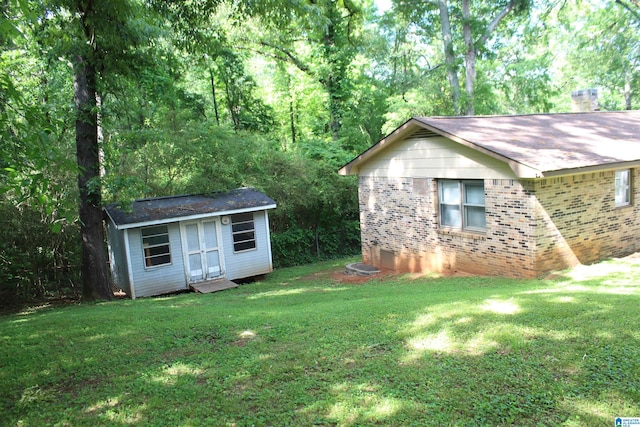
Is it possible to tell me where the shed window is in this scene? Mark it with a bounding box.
[141,225,171,267]
[232,213,256,252]
[438,180,486,232]
[615,169,631,207]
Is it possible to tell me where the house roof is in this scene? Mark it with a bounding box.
[339,110,640,178]
[105,187,277,229]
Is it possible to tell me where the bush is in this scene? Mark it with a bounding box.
[0,202,80,308]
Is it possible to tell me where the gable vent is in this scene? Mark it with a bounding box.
[407,128,439,139]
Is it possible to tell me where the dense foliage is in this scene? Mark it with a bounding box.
[1,0,639,304]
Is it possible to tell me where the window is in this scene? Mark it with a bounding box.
[231,213,256,252]
[615,169,631,207]
[141,225,171,267]
[438,180,486,231]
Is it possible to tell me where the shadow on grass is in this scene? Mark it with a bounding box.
[1,258,639,426]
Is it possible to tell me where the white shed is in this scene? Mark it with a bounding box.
[104,188,276,299]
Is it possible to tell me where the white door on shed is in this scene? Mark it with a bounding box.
[182,220,223,283]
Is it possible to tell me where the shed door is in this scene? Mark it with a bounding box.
[183,220,222,283]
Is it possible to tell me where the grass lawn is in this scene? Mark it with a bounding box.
[1,257,639,426]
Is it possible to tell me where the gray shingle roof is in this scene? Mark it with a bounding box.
[339,110,640,178]
[414,111,640,174]
[105,187,276,228]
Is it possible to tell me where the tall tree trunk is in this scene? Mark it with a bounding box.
[209,67,220,125]
[438,0,461,115]
[289,99,296,144]
[286,70,296,145]
[323,19,343,142]
[624,73,632,110]
[222,71,240,129]
[73,55,111,301]
[462,0,475,116]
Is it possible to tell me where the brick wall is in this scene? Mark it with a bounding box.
[358,176,537,278]
[358,171,640,278]
[533,170,640,273]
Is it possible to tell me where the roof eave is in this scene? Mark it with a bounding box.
[338,117,542,179]
[540,160,640,178]
[338,119,424,176]
[109,204,277,230]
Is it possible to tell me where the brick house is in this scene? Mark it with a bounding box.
[338,111,640,278]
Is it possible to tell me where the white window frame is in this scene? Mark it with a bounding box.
[438,179,486,232]
[141,225,171,268]
[231,213,257,252]
[615,169,632,207]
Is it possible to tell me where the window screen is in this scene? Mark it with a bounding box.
[141,225,171,267]
[231,213,256,252]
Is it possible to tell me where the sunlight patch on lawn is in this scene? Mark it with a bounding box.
[552,295,576,303]
[401,297,542,361]
[327,382,404,425]
[239,330,256,339]
[524,281,640,297]
[408,330,454,353]
[247,286,348,299]
[404,329,499,360]
[84,396,146,425]
[149,363,203,385]
[559,395,620,425]
[85,395,121,414]
[538,259,640,296]
[480,298,521,314]
[98,403,146,425]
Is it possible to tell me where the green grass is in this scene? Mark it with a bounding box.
[1,257,639,426]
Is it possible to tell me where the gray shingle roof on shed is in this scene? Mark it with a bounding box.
[105,187,276,228]
[340,110,640,178]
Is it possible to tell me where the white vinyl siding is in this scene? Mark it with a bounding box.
[128,223,187,298]
[222,210,272,280]
[439,180,486,232]
[358,135,516,179]
[615,169,631,207]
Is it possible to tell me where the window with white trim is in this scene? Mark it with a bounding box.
[438,180,486,231]
[231,213,256,252]
[615,169,631,207]
[141,225,171,267]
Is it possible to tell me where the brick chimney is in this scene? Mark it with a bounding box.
[571,88,599,112]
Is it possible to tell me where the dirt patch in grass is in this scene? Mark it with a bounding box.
[299,265,393,285]
[330,269,392,284]
[302,264,476,286]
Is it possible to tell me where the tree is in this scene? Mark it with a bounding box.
[550,0,639,110]
[39,0,160,300]
[235,0,364,142]
[397,0,530,115]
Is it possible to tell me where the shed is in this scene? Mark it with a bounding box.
[339,111,640,278]
[105,187,276,298]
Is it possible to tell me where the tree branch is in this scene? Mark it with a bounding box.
[257,40,311,74]
[616,0,640,21]
[478,0,516,47]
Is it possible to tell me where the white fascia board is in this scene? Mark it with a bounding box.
[539,160,640,178]
[113,204,277,230]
